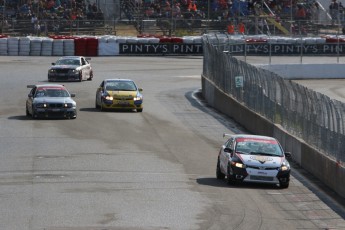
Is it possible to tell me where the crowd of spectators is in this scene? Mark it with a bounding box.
[123,0,339,25]
[0,0,104,34]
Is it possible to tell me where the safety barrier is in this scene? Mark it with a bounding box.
[2,34,345,56]
[0,35,203,56]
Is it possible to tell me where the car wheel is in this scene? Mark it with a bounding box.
[100,101,105,111]
[26,106,30,117]
[137,108,143,112]
[31,112,36,119]
[87,72,93,81]
[216,158,225,179]
[226,163,235,185]
[78,73,82,82]
[279,181,289,189]
[95,100,100,109]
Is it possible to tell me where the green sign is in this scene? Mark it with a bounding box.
[235,76,244,88]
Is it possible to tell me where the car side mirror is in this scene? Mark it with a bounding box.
[138,88,143,92]
[224,147,232,153]
[70,93,76,97]
[285,152,292,159]
[51,63,55,65]
[224,148,234,157]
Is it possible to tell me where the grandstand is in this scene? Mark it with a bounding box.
[0,0,343,36]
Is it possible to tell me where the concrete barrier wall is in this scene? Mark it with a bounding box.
[202,75,345,198]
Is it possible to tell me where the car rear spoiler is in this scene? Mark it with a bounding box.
[27,84,64,88]
[223,133,233,138]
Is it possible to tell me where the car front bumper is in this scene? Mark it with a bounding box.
[230,165,290,184]
[48,73,80,82]
[102,99,143,110]
[34,108,77,118]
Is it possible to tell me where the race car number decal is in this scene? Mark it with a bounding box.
[250,156,273,163]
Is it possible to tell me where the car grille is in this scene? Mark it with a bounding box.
[247,165,279,170]
[54,69,70,74]
[250,175,274,181]
[47,103,64,108]
[114,97,133,100]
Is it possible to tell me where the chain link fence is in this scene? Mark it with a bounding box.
[202,34,345,163]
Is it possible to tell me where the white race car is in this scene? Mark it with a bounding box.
[216,134,291,188]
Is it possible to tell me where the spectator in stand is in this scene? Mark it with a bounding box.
[31,13,38,31]
[339,2,344,23]
[92,3,98,13]
[227,21,235,34]
[172,2,182,18]
[188,1,197,12]
[329,0,339,24]
[295,4,306,22]
[310,1,320,23]
[34,21,41,35]
[238,21,245,33]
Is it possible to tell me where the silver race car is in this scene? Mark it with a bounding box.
[26,84,77,119]
[216,134,291,188]
[48,56,93,82]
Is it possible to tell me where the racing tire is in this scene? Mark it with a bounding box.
[226,163,236,185]
[26,106,30,117]
[137,108,143,112]
[87,72,93,81]
[95,100,100,109]
[279,182,289,189]
[216,158,225,179]
[31,106,37,119]
[100,101,106,112]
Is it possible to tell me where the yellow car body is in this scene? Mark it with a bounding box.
[95,79,143,112]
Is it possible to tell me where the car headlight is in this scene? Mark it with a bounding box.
[70,69,79,74]
[36,103,47,108]
[104,96,113,101]
[231,161,246,168]
[63,103,73,108]
[49,69,56,73]
[133,95,142,101]
[280,160,290,171]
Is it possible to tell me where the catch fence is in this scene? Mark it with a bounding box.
[202,35,345,163]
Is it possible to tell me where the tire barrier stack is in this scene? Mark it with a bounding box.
[0,38,8,56]
[0,35,203,56]
[8,37,19,56]
[19,37,30,56]
[1,34,345,56]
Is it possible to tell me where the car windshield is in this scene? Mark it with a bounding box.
[55,59,80,66]
[105,81,137,91]
[235,140,283,156]
[36,89,70,97]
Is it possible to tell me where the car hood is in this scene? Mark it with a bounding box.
[33,97,75,104]
[238,154,283,167]
[50,65,79,69]
[107,91,138,98]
